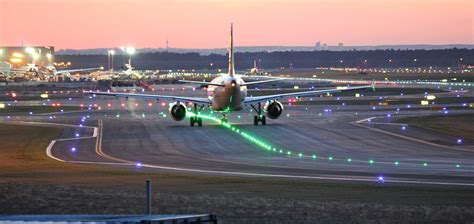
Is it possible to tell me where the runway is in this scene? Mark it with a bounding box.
[3,85,474,186]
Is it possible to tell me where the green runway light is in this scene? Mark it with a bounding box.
[184,111,460,170]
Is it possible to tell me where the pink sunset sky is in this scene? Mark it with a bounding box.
[0,0,472,49]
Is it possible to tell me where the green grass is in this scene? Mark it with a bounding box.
[0,105,83,115]
[397,114,474,140]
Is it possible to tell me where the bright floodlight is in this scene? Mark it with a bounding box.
[110,49,115,55]
[126,47,136,55]
[25,47,35,54]
[32,53,40,60]
[46,53,52,60]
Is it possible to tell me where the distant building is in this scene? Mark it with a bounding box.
[0,46,54,68]
[322,43,328,50]
[338,43,344,51]
[315,42,321,51]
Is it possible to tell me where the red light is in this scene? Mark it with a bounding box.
[148,102,153,107]
[161,102,166,106]
[80,104,84,107]
[107,103,112,107]
[121,103,125,107]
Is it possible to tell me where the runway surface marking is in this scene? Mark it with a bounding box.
[46,140,64,162]
[2,117,472,186]
[0,120,96,129]
[91,119,474,186]
[351,117,474,153]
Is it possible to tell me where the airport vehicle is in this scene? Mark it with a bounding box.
[91,24,371,126]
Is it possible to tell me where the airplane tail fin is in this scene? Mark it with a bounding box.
[228,23,235,77]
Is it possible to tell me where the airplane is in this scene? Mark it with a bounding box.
[0,64,102,78]
[243,59,279,76]
[43,65,103,78]
[0,63,40,76]
[90,24,372,126]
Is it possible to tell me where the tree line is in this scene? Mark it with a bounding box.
[57,49,473,70]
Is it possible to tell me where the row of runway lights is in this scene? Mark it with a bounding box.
[2,100,466,146]
[186,112,464,169]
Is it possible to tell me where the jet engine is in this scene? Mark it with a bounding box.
[169,102,187,121]
[264,101,284,119]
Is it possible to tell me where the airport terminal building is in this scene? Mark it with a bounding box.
[0,46,55,68]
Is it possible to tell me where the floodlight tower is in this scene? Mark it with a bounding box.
[125,47,136,67]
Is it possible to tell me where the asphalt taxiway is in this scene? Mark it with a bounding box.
[3,85,474,186]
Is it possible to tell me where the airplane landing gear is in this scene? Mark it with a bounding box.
[190,116,202,127]
[251,102,266,126]
[254,115,266,125]
[190,104,203,127]
[221,113,228,124]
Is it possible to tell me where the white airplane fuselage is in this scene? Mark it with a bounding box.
[207,75,247,111]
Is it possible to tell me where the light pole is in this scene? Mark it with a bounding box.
[110,50,115,71]
[120,46,126,68]
[107,50,111,70]
[126,47,136,67]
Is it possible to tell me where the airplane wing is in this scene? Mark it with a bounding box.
[244,85,373,104]
[178,80,225,87]
[89,91,211,105]
[55,67,102,75]
[243,78,287,86]
[179,77,286,86]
